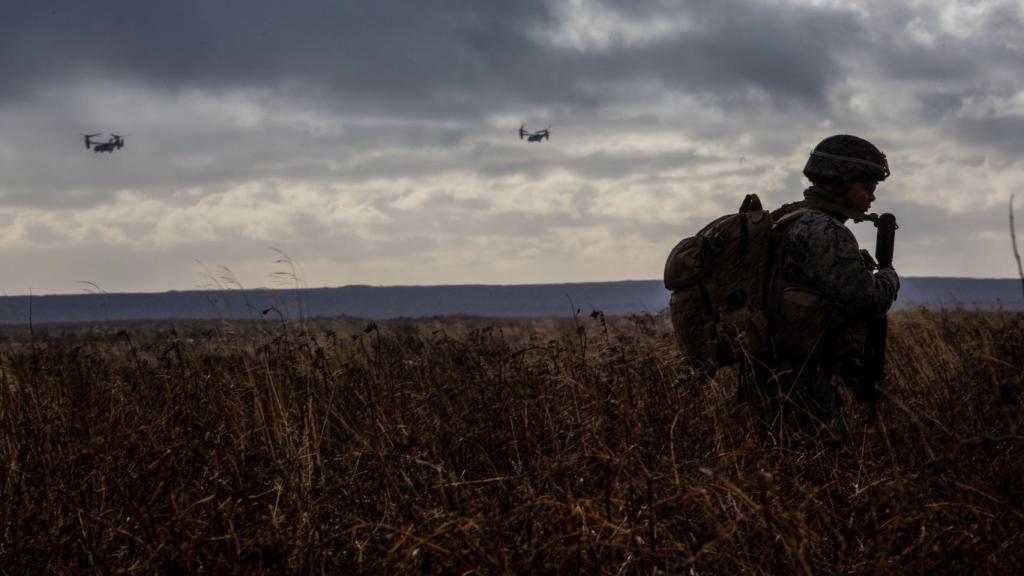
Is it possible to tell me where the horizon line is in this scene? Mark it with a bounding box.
[2,275,1022,299]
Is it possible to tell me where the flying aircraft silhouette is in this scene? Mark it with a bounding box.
[517,124,551,143]
[83,133,125,153]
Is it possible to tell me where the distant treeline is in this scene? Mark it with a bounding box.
[0,278,1019,325]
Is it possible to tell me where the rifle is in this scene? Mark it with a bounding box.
[860,212,898,424]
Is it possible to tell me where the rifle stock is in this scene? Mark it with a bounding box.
[862,213,897,423]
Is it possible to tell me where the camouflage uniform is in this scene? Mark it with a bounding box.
[778,196,898,322]
[751,136,899,435]
[749,189,899,432]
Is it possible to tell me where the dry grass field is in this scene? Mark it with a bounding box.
[1,308,1023,574]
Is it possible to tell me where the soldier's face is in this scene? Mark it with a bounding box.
[842,181,877,212]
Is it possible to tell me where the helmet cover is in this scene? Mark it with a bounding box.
[803,134,890,183]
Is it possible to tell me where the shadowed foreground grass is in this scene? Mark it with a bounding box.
[1,309,1022,574]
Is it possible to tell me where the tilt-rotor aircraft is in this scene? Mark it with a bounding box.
[517,124,551,143]
[82,133,126,153]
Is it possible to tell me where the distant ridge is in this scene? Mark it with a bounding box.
[0,278,1020,325]
[897,277,1024,311]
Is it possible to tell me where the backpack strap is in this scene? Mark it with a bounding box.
[764,208,813,351]
[772,208,811,230]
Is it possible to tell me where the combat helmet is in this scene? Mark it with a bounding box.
[803,134,890,183]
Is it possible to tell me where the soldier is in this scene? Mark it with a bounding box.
[752,134,900,436]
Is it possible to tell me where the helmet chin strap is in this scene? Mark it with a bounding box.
[804,198,874,223]
[803,186,875,223]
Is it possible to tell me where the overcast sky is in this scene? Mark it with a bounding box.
[1,0,1022,295]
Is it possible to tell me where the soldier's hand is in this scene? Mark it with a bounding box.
[876,266,900,293]
[860,249,878,270]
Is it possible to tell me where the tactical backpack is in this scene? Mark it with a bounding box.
[664,194,805,369]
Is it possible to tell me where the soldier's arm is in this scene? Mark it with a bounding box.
[815,221,899,316]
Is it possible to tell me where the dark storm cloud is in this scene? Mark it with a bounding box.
[915,90,967,121]
[913,89,1024,158]
[589,0,863,109]
[2,0,1017,182]
[0,0,867,118]
[953,116,1024,158]
[0,99,476,206]
[4,0,1020,143]
[0,1,560,116]
[859,1,1024,158]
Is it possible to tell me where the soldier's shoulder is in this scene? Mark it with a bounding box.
[784,210,858,255]
[770,201,805,220]
[789,209,849,235]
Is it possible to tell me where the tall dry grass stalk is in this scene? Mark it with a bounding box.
[1,311,1022,573]
[1012,194,1024,300]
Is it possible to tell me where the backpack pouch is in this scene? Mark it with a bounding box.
[773,286,828,358]
[669,286,718,366]
[664,235,708,290]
